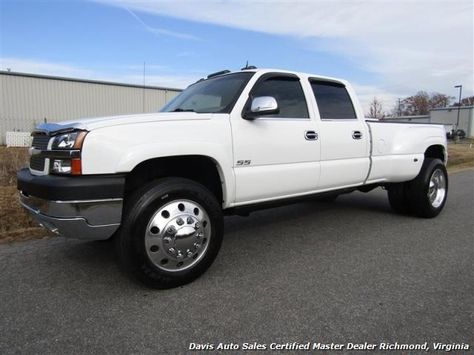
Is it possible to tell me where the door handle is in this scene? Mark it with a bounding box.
[305,131,318,140]
[352,130,363,139]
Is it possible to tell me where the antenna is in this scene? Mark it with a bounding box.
[241,61,257,70]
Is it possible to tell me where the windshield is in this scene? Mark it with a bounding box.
[161,72,254,114]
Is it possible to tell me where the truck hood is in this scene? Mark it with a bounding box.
[34,112,214,134]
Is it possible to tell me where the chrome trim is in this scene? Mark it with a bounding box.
[304,130,318,141]
[250,96,278,113]
[145,199,211,272]
[29,148,41,156]
[363,123,373,185]
[34,122,88,135]
[428,168,446,208]
[19,193,122,240]
[352,130,363,139]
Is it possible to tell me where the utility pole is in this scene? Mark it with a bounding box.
[453,85,462,142]
[454,85,462,129]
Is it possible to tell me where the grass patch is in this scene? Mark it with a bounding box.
[0,185,50,244]
[0,147,30,185]
[0,142,473,244]
[0,147,50,243]
[447,142,474,172]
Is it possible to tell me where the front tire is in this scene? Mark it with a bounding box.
[117,178,223,289]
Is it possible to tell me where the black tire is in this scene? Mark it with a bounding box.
[116,178,223,289]
[456,129,466,139]
[387,182,411,214]
[407,158,448,218]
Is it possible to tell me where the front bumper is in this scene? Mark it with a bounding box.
[17,169,125,240]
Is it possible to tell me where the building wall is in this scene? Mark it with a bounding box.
[0,72,181,144]
[430,106,474,137]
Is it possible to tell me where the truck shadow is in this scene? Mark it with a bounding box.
[224,190,395,236]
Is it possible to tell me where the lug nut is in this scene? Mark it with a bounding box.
[177,252,184,260]
[187,217,194,224]
[167,226,176,234]
[163,236,172,244]
[187,251,193,258]
[176,218,184,226]
[195,222,201,229]
[168,247,176,254]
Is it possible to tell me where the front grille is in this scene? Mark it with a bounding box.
[30,155,46,171]
[30,134,50,172]
[32,135,50,150]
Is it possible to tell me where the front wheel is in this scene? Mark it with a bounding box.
[117,178,223,289]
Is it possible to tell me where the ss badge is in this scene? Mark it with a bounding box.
[236,160,251,166]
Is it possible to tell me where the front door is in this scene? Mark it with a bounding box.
[231,73,321,204]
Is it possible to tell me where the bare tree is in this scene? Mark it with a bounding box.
[367,97,384,118]
[459,96,474,106]
[400,91,454,115]
[430,92,452,108]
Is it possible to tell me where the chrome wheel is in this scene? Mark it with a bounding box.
[428,168,446,208]
[145,199,211,272]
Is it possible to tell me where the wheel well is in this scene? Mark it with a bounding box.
[425,145,445,163]
[125,155,224,203]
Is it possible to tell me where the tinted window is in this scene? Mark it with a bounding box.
[250,77,309,118]
[310,80,356,119]
[161,72,254,113]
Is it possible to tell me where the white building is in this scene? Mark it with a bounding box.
[0,71,181,145]
[430,106,474,137]
[382,106,474,138]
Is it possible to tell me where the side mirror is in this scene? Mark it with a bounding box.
[244,96,279,119]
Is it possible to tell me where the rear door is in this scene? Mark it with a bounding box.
[231,73,321,204]
[309,79,370,189]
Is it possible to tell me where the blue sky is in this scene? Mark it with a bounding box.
[1,0,472,111]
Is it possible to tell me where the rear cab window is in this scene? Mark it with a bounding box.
[309,80,357,120]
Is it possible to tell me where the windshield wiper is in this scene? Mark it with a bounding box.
[172,108,195,112]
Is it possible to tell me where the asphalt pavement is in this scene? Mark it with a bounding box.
[1,170,473,354]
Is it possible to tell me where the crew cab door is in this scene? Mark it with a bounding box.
[308,79,370,188]
[231,73,321,204]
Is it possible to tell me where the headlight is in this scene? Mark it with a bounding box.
[51,131,87,150]
[50,131,87,175]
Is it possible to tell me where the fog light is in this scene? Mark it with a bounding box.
[52,159,71,174]
[52,158,82,175]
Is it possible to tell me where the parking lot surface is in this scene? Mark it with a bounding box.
[1,170,473,354]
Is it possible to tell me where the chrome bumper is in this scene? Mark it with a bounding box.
[19,192,122,240]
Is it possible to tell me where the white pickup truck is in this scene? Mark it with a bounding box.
[18,68,448,288]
